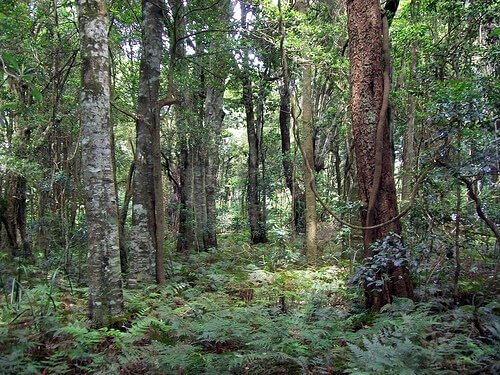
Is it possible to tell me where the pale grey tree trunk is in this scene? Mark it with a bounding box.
[296,0,317,262]
[78,0,124,327]
[129,0,165,284]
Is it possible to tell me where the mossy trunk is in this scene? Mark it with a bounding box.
[78,0,123,327]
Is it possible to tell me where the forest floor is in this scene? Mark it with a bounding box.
[0,234,499,374]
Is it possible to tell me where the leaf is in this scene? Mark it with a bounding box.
[31,85,42,102]
[1,52,20,72]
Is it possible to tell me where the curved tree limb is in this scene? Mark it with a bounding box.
[291,90,430,231]
[366,12,390,233]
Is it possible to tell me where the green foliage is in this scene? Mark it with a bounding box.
[1,238,498,374]
[352,234,409,292]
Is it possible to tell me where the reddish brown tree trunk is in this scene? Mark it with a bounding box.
[347,0,412,310]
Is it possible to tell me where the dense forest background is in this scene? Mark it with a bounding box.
[0,0,498,373]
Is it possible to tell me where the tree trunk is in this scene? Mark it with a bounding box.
[3,173,30,257]
[204,84,225,249]
[302,61,318,262]
[241,4,267,244]
[78,0,124,326]
[347,0,412,310]
[278,0,305,234]
[203,0,232,249]
[129,0,165,284]
[243,73,267,244]
[177,141,196,253]
[296,0,317,261]
[119,161,134,273]
[193,147,206,251]
[401,44,417,201]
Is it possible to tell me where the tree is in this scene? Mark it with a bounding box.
[278,0,305,234]
[346,0,412,310]
[202,0,233,249]
[296,0,317,262]
[129,0,166,284]
[77,0,124,326]
[241,2,267,244]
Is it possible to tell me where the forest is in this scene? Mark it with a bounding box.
[0,0,498,373]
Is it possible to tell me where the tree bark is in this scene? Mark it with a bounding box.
[193,146,207,251]
[129,0,165,284]
[3,173,30,257]
[177,140,196,253]
[302,61,318,262]
[347,0,412,310]
[401,44,417,201]
[241,4,267,244]
[243,73,267,244]
[296,0,317,261]
[204,83,225,249]
[278,0,305,234]
[78,0,124,326]
[119,160,134,273]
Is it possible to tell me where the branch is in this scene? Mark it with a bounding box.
[157,96,179,109]
[180,0,224,20]
[161,150,180,191]
[437,160,500,242]
[111,102,141,122]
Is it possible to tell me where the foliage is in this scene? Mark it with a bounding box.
[0,237,498,374]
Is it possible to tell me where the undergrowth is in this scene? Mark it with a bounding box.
[0,235,498,374]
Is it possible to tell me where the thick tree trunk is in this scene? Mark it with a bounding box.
[78,0,124,326]
[129,0,165,284]
[347,0,412,310]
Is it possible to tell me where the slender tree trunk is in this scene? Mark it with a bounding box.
[168,0,197,254]
[302,61,318,262]
[204,84,225,249]
[193,147,206,251]
[3,173,30,257]
[177,142,195,253]
[119,161,134,273]
[296,0,317,261]
[278,0,305,234]
[402,44,417,200]
[129,0,165,284]
[202,0,232,249]
[243,73,267,244]
[347,0,412,310]
[78,0,124,326]
[241,4,267,244]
